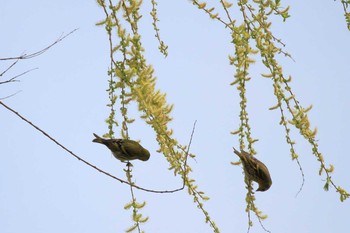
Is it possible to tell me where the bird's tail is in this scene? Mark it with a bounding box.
[233,147,242,158]
[92,133,106,144]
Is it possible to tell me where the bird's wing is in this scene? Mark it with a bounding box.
[119,140,141,157]
[256,161,271,181]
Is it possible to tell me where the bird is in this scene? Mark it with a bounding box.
[92,133,150,162]
[233,147,272,192]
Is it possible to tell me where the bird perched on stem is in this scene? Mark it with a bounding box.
[92,133,150,162]
[233,147,272,192]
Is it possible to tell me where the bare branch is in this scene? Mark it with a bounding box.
[0,29,79,61]
[0,68,37,85]
[1,29,79,101]
[0,101,184,194]
[183,120,197,174]
[0,91,22,100]
[0,59,19,77]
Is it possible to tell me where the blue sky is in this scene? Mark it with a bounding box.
[1,1,350,233]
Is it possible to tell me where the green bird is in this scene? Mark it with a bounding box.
[92,133,150,162]
[233,147,272,192]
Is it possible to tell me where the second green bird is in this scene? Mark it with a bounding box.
[92,133,150,162]
[233,147,272,192]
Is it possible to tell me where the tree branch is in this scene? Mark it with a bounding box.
[0,100,185,194]
[0,29,79,61]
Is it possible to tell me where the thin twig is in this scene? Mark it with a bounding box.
[0,91,22,100]
[294,157,305,197]
[184,120,197,170]
[257,216,271,233]
[0,29,78,61]
[219,0,234,27]
[180,120,197,190]
[126,163,143,233]
[0,68,38,85]
[0,101,183,194]
[0,59,19,77]
[192,0,231,28]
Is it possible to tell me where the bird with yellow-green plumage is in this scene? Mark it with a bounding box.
[92,133,150,162]
[233,147,272,192]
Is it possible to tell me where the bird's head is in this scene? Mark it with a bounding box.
[139,148,150,161]
[256,179,272,192]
